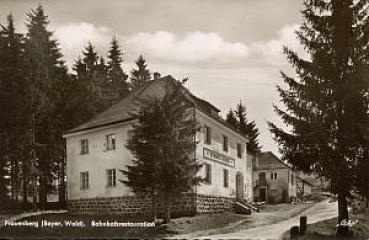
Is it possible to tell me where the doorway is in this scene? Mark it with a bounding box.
[236,172,244,201]
[259,188,267,202]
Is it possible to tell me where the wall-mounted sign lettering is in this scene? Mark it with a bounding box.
[203,148,235,167]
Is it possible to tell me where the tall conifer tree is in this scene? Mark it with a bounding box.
[268,0,369,236]
[226,109,238,129]
[0,14,25,204]
[107,37,129,103]
[130,55,151,90]
[123,79,202,223]
[226,102,261,153]
[71,42,108,126]
[23,5,68,208]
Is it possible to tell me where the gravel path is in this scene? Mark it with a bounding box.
[175,199,338,239]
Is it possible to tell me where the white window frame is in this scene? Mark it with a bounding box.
[80,139,89,155]
[106,134,116,150]
[204,125,211,145]
[106,169,116,187]
[223,169,229,188]
[237,143,242,158]
[204,163,212,184]
[128,130,134,141]
[80,171,89,190]
[223,135,228,152]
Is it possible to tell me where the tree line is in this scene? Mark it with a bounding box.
[0,5,152,209]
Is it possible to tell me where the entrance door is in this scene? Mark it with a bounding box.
[259,188,267,202]
[236,172,244,201]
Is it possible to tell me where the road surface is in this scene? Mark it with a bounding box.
[177,199,338,239]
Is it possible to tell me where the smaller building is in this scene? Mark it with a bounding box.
[296,175,314,197]
[252,151,313,203]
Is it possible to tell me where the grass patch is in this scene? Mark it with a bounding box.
[282,207,369,240]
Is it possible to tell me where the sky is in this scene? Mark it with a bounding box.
[0,0,308,155]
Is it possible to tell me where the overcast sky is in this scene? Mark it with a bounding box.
[1,0,307,155]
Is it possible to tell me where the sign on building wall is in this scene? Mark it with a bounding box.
[203,148,235,167]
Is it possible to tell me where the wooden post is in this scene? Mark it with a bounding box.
[290,226,300,240]
[300,216,307,235]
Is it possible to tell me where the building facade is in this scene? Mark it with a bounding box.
[296,175,313,197]
[253,152,299,203]
[63,76,252,216]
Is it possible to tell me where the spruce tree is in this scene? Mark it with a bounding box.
[23,5,69,208]
[0,14,25,204]
[268,0,369,236]
[107,37,129,103]
[130,55,151,90]
[123,79,202,223]
[70,42,108,126]
[226,109,238,129]
[234,102,261,153]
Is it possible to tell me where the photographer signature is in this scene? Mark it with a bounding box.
[336,219,359,228]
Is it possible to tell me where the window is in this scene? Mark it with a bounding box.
[204,125,211,144]
[223,169,229,188]
[106,169,116,187]
[237,143,242,158]
[271,172,278,180]
[80,139,89,155]
[222,135,228,152]
[128,130,134,141]
[80,172,89,190]
[106,134,116,150]
[259,172,266,181]
[291,174,294,185]
[204,163,212,184]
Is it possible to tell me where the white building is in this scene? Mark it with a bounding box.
[252,151,315,203]
[63,76,252,215]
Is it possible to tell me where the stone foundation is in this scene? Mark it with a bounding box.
[195,194,235,213]
[68,193,235,216]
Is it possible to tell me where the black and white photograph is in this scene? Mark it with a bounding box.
[0,0,368,239]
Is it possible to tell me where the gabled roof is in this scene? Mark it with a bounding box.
[257,151,292,170]
[257,151,318,187]
[64,75,247,139]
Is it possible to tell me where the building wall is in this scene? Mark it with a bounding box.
[194,110,252,201]
[66,109,252,203]
[253,168,290,203]
[67,193,235,216]
[66,122,135,200]
[288,170,297,199]
[296,178,312,196]
[304,182,312,195]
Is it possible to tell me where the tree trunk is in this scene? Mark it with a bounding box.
[22,177,28,207]
[151,187,156,222]
[39,175,47,209]
[163,195,171,224]
[337,192,349,237]
[58,158,66,207]
[32,176,38,211]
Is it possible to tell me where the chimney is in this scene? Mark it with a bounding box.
[153,72,161,80]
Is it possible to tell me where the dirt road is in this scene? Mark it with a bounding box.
[177,199,338,239]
